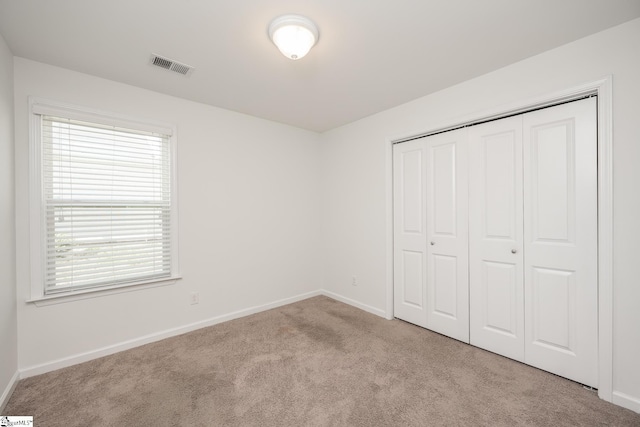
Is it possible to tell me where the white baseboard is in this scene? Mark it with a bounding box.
[613,391,640,414]
[0,370,20,413]
[320,289,387,318]
[20,289,323,379]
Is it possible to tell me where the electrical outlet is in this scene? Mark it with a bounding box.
[190,292,200,305]
[351,275,357,286]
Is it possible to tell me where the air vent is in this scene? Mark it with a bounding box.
[149,54,194,76]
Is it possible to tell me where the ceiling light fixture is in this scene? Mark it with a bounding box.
[268,14,319,60]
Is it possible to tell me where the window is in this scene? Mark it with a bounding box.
[29,99,179,299]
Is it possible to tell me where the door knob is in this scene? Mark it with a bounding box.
[511,249,517,254]
[430,241,435,245]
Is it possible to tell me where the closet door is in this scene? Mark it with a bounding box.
[425,129,469,342]
[469,116,525,361]
[393,139,428,327]
[523,97,598,387]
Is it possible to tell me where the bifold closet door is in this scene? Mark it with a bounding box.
[425,129,469,342]
[393,130,469,341]
[522,98,598,387]
[468,116,525,362]
[468,98,598,387]
[395,98,597,387]
[393,139,428,327]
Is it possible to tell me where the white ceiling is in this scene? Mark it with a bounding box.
[1,1,639,132]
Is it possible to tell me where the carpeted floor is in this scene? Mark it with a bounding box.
[4,296,640,426]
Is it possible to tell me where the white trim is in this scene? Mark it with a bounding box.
[28,100,44,301]
[19,290,322,378]
[170,124,181,287]
[28,276,181,306]
[0,370,20,413]
[322,289,387,318]
[384,136,395,320]
[30,98,173,136]
[385,76,614,402]
[594,76,614,403]
[612,391,640,414]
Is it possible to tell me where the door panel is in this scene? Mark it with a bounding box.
[531,267,575,352]
[530,122,575,242]
[401,149,423,234]
[469,116,524,361]
[523,97,598,387]
[393,140,427,327]
[483,261,518,337]
[433,254,457,318]
[483,133,519,240]
[432,143,456,236]
[400,250,424,308]
[426,129,469,342]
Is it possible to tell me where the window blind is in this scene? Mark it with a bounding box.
[41,115,172,293]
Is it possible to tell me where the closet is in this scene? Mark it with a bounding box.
[393,97,598,387]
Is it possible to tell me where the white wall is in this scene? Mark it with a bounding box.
[0,32,17,410]
[321,18,640,411]
[13,58,322,372]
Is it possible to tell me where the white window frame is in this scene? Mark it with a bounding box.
[28,97,180,304]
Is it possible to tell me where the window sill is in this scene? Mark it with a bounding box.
[27,276,182,307]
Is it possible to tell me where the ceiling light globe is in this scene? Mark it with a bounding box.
[269,15,319,60]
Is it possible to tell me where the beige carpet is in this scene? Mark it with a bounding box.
[4,296,640,426]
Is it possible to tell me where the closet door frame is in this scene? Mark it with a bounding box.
[386,76,613,402]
